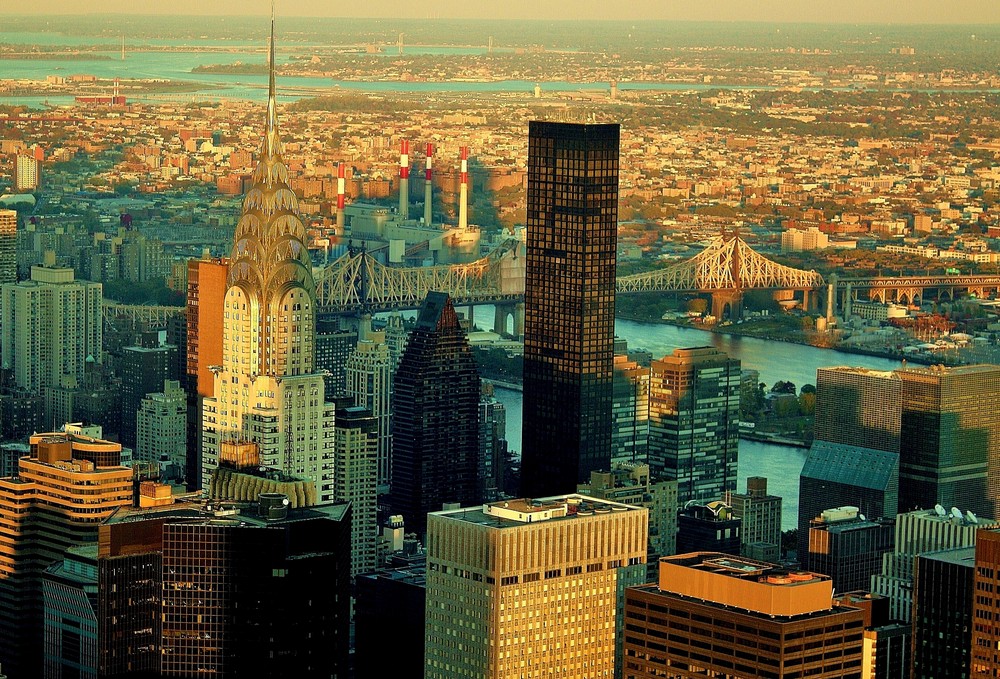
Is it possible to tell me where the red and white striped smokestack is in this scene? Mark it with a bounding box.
[399,139,410,220]
[336,162,346,234]
[424,143,434,227]
[459,146,469,230]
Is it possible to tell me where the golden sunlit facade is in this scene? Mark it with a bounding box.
[424,495,648,678]
[201,18,335,501]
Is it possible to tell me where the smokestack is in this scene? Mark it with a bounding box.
[459,146,469,230]
[336,162,346,234]
[399,139,410,220]
[424,143,433,227]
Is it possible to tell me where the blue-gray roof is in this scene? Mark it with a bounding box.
[801,440,898,491]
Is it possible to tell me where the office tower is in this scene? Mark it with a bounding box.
[41,545,99,679]
[0,432,132,678]
[334,405,378,578]
[315,318,357,398]
[648,347,741,504]
[479,384,508,501]
[185,255,228,490]
[814,367,902,454]
[611,354,650,466]
[872,507,995,623]
[833,592,911,679]
[727,476,782,562]
[911,546,976,679]
[0,265,102,425]
[201,21,336,502]
[15,153,40,192]
[119,334,178,450]
[159,500,352,678]
[972,529,1000,677]
[356,566,426,679]
[578,463,679,571]
[391,292,480,535]
[624,553,866,679]
[424,494,647,679]
[676,500,742,555]
[0,209,15,285]
[185,256,228,400]
[0,390,43,442]
[520,121,619,498]
[806,506,895,594]
[798,441,899,568]
[896,364,1000,517]
[136,379,187,472]
[346,325,393,490]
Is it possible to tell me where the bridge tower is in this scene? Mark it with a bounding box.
[710,230,743,321]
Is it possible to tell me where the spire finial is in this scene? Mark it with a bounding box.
[265,0,278,156]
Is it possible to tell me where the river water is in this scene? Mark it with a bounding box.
[478,311,906,530]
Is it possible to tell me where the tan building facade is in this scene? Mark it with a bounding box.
[424,494,648,679]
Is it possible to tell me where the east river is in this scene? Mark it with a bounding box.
[480,312,907,530]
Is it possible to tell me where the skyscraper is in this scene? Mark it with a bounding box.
[611,354,650,466]
[391,292,480,535]
[648,347,741,505]
[911,546,976,678]
[896,364,1000,517]
[120,334,178,450]
[0,265,103,426]
[346,323,393,491]
[971,529,1000,677]
[520,121,619,498]
[0,209,15,285]
[201,19,335,502]
[136,379,187,473]
[806,506,895,594]
[0,432,132,677]
[727,476,783,562]
[333,405,378,579]
[814,367,901,454]
[14,153,40,192]
[424,494,647,679]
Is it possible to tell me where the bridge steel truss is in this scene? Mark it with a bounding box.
[616,235,826,294]
[315,239,526,314]
[839,275,1000,304]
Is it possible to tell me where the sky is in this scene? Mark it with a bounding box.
[9,0,1000,23]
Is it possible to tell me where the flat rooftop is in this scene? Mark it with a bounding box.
[433,493,641,528]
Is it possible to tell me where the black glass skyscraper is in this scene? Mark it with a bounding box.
[391,292,481,535]
[520,121,619,498]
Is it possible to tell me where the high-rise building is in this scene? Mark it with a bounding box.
[676,500,742,556]
[346,325,393,490]
[185,255,228,400]
[0,432,132,678]
[813,364,1000,519]
[0,266,102,425]
[578,463,678,573]
[806,506,895,594]
[383,312,410,373]
[201,23,336,502]
[611,354,650,466]
[41,545,99,679]
[159,501,352,678]
[15,153,40,192]
[798,441,899,568]
[119,334,178,449]
[0,209,15,285]
[814,367,901,454]
[972,529,1000,677]
[424,494,647,679]
[896,364,1000,517]
[136,379,187,474]
[520,121,619,498]
[648,347,741,504]
[727,476,783,563]
[911,546,976,679]
[355,565,426,679]
[391,292,480,535]
[624,553,866,679]
[479,384,508,501]
[833,592,911,679]
[333,405,378,579]
[184,254,228,491]
[315,318,357,399]
[871,507,995,623]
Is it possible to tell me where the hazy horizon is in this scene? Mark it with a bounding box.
[6,0,1000,24]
